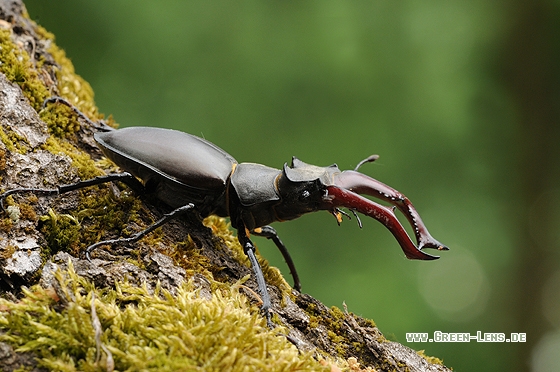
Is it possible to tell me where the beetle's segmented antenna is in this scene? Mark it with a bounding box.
[354,154,380,171]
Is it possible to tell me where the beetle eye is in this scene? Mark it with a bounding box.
[301,190,310,199]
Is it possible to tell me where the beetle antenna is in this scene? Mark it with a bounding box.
[354,154,379,171]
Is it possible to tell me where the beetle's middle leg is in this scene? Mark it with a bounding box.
[85,203,195,260]
[252,225,301,292]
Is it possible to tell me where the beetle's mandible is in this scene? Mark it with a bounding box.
[1,98,448,324]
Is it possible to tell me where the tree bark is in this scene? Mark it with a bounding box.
[0,1,452,370]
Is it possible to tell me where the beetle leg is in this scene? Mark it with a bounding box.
[42,96,115,132]
[237,227,273,327]
[0,187,59,211]
[85,203,195,260]
[0,173,144,211]
[252,225,301,292]
[59,172,145,194]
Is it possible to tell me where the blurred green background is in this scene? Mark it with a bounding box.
[24,1,560,371]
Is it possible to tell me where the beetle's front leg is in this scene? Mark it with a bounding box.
[252,225,301,292]
[237,227,273,327]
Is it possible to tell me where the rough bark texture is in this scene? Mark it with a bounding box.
[0,1,452,370]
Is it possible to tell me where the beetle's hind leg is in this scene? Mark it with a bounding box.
[0,173,144,211]
[85,203,195,260]
[42,96,115,132]
[252,225,301,292]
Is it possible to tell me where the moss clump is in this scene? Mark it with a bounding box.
[416,350,444,366]
[168,235,217,279]
[39,208,81,256]
[0,125,29,154]
[329,306,346,331]
[17,200,38,222]
[39,186,143,257]
[0,147,6,171]
[0,262,330,371]
[0,243,16,260]
[41,136,104,180]
[40,102,82,138]
[0,217,12,232]
[0,28,50,111]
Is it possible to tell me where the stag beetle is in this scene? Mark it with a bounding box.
[1,98,448,324]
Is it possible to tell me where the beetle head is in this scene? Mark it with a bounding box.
[274,157,337,219]
[275,156,448,261]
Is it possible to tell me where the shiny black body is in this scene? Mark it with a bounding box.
[95,127,323,232]
[95,127,235,217]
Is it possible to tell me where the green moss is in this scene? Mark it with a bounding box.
[168,235,217,279]
[416,350,444,366]
[39,186,144,257]
[0,147,6,171]
[27,131,140,256]
[0,217,13,232]
[42,136,104,180]
[17,200,38,222]
[0,29,50,111]
[351,342,363,353]
[0,262,330,371]
[0,125,29,154]
[359,317,376,328]
[40,102,82,138]
[39,208,81,256]
[13,367,32,372]
[329,306,345,331]
[0,243,17,260]
[328,330,348,355]
[0,127,15,153]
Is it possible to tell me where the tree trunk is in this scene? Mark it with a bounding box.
[0,1,451,370]
[502,1,560,370]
